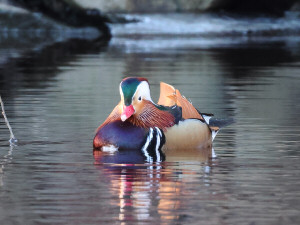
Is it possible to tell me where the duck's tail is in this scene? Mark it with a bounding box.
[202,115,235,140]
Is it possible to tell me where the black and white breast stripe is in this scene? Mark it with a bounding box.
[141,127,165,162]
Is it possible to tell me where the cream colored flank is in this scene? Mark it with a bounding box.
[163,119,212,151]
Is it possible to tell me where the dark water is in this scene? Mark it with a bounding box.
[1,14,300,225]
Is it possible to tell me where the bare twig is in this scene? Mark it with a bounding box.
[0,95,17,146]
[0,138,15,186]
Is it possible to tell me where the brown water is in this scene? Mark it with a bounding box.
[1,23,300,224]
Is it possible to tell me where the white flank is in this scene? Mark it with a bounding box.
[142,128,153,162]
[211,148,217,158]
[203,115,211,124]
[102,145,119,153]
[155,127,161,162]
[211,130,219,141]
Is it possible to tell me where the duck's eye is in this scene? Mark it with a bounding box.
[138,96,142,101]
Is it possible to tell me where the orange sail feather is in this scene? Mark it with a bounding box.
[158,82,203,120]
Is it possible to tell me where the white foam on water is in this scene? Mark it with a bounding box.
[112,13,300,37]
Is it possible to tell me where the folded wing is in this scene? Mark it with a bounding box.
[158,82,203,120]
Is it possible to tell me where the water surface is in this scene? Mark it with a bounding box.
[0,13,300,225]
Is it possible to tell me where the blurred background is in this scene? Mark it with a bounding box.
[0,1,300,225]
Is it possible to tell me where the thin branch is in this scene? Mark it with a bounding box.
[0,95,17,145]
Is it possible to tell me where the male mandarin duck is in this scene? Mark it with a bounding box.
[93,77,233,162]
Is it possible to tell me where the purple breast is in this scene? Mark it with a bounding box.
[94,120,147,150]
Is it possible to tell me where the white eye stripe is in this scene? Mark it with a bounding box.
[120,81,153,105]
[119,83,124,104]
[134,81,153,103]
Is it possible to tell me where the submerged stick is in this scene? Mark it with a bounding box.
[0,96,17,145]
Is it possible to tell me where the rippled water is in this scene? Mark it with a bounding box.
[1,14,300,225]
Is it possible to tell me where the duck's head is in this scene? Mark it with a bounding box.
[119,77,152,122]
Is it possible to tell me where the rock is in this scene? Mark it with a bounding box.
[0,2,27,13]
[72,0,298,15]
[9,0,112,39]
[72,0,127,13]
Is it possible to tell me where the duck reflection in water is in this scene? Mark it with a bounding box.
[93,77,230,223]
[93,148,216,224]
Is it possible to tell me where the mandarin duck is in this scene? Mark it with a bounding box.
[93,77,233,162]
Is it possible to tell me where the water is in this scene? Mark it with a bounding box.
[0,13,300,225]
[113,12,300,37]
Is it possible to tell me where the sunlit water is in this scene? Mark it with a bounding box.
[0,13,300,225]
